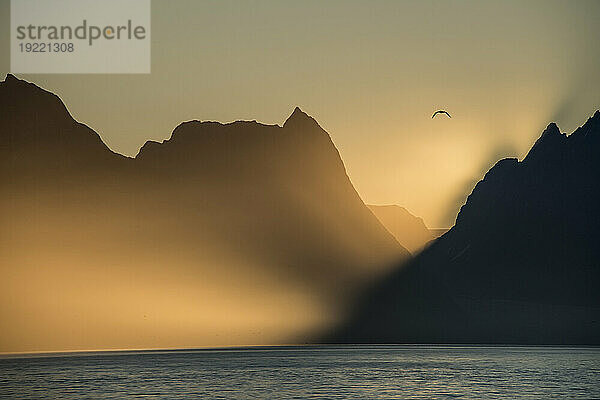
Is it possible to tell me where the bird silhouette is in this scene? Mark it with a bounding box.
[432,110,452,119]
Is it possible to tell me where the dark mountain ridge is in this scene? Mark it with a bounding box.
[0,75,407,352]
[331,111,600,344]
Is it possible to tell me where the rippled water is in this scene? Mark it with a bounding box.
[1,346,599,399]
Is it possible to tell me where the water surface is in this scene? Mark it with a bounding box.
[1,345,599,399]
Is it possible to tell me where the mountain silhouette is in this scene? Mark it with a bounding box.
[368,205,434,254]
[0,75,408,352]
[331,111,600,344]
[429,228,449,238]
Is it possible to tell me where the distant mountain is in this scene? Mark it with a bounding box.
[0,74,408,352]
[331,111,600,344]
[428,228,449,238]
[368,205,434,254]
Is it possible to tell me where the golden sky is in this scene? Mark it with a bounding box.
[1,0,599,227]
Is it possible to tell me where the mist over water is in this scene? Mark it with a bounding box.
[1,346,599,399]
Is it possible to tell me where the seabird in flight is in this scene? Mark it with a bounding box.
[432,110,452,119]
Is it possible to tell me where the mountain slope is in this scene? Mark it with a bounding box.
[331,111,600,344]
[0,75,408,352]
[368,205,434,254]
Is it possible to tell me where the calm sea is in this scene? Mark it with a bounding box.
[1,345,599,399]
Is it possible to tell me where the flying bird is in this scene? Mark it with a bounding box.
[432,110,452,119]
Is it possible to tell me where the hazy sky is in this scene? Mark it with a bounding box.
[1,0,599,227]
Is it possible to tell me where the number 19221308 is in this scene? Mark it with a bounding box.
[19,42,74,53]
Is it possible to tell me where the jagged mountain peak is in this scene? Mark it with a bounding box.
[283,106,320,129]
[288,106,309,120]
[524,122,567,162]
[1,74,46,94]
[0,73,71,117]
[0,74,113,162]
[2,73,29,90]
[3,73,18,83]
[542,122,561,136]
[571,109,600,140]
